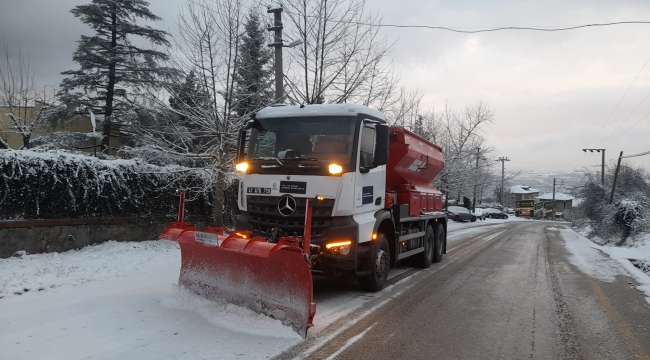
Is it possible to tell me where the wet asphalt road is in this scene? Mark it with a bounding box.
[276,222,650,360]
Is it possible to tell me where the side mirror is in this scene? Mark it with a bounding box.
[236,128,247,163]
[372,124,389,166]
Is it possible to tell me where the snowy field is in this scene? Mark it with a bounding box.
[0,216,558,359]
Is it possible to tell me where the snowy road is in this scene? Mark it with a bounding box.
[277,222,650,360]
[3,219,649,359]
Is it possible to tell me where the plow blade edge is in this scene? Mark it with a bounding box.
[176,231,316,337]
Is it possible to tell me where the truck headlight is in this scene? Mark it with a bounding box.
[329,163,343,175]
[326,240,352,255]
[235,162,248,172]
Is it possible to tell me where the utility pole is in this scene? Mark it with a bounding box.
[582,148,605,185]
[472,147,480,212]
[552,178,556,219]
[267,6,283,102]
[609,151,623,204]
[496,157,510,207]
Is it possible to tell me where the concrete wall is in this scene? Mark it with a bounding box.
[0,218,208,258]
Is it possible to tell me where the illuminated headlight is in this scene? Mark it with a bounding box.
[329,163,343,175]
[326,240,352,255]
[235,162,248,172]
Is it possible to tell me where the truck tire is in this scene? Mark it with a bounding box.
[413,225,434,268]
[433,224,444,263]
[358,234,390,292]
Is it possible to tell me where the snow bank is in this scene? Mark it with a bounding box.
[560,228,650,304]
[0,240,179,299]
[0,239,301,360]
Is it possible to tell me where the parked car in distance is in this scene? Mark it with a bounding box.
[483,208,509,219]
[473,208,487,220]
[446,206,476,222]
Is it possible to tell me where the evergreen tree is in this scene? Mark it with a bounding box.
[168,70,213,150]
[59,0,176,153]
[232,11,273,117]
[169,70,211,122]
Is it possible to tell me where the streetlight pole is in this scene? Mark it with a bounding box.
[582,148,605,185]
[496,157,510,207]
[472,147,480,212]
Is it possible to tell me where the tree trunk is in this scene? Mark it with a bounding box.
[22,134,30,149]
[103,5,118,154]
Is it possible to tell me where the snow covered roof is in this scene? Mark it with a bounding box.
[256,104,386,121]
[510,185,540,194]
[536,192,574,201]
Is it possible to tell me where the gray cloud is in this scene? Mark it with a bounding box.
[2,0,649,172]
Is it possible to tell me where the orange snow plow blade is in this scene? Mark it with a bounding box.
[159,191,319,337]
[163,227,316,337]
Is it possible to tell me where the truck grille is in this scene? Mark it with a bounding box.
[246,195,335,238]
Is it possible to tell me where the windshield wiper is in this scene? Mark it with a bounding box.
[283,156,321,162]
[252,157,284,166]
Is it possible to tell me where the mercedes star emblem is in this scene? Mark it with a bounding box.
[278,195,297,217]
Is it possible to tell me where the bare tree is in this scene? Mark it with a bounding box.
[0,43,61,149]
[127,0,248,226]
[383,87,424,128]
[282,0,395,105]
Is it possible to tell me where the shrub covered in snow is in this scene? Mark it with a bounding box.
[576,164,650,245]
[0,150,215,220]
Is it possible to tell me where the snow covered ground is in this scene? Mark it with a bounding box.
[559,228,650,304]
[0,241,301,360]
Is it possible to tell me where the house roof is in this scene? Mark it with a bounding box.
[510,185,540,194]
[536,192,574,201]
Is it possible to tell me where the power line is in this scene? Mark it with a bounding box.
[280,17,650,33]
[587,54,650,146]
[597,88,650,146]
[622,149,650,158]
[604,107,650,147]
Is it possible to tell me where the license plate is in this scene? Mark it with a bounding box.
[247,187,271,194]
[194,231,219,246]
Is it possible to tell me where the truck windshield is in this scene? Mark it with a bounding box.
[247,116,357,167]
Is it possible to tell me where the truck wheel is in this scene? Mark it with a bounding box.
[358,234,390,292]
[433,224,444,263]
[414,225,434,268]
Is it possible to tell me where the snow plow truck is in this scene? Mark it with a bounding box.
[160,104,447,337]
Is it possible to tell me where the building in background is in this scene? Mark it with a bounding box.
[510,185,540,201]
[535,192,574,220]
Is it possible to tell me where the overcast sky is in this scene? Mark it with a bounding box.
[2,0,650,175]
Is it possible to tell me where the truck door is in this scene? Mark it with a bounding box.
[354,123,386,211]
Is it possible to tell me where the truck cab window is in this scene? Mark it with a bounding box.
[253,131,276,158]
[360,126,376,169]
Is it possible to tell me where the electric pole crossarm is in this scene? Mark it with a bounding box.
[582,148,606,185]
